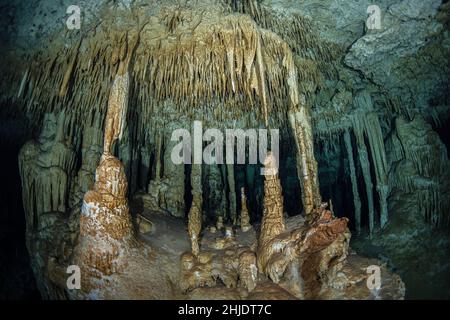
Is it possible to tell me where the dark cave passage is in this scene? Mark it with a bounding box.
[0,107,40,300]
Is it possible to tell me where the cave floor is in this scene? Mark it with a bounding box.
[107,208,406,300]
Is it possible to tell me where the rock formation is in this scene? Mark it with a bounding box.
[7,0,449,300]
[73,154,134,295]
[240,187,252,232]
[188,163,203,256]
[257,152,286,271]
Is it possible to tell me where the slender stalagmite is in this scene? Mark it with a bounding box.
[344,129,361,234]
[155,132,162,181]
[240,187,252,232]
[73,30,141,295]
[257,152,285,271]
[188,163,202,256]
[227,164,237,225]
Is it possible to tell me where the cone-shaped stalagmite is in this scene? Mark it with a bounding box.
[257,152,285,271]
[240,187,252,232]
[73,29,140,295]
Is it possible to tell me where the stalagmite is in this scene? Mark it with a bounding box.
[240,187,252,232]
[162,132,185,217]
[74,154,134,293]
[155,132,162,181]
[73,54,135,295]
[188,163,203,256]
[344,129,361,234]
[205,163,227,222]
[227,164,237,225]
[257,152,285,272]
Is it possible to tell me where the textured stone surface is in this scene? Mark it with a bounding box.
[3,0,448,299]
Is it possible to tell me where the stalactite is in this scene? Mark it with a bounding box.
[59,39,82,98]
[344,129,361,234]
[155,132,162,181]
[363,112,389,228]
[17,68,29,98]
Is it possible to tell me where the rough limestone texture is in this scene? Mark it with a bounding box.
[73,155,135,296]
[257,153,286,271]
[4,0,448,299]
[19,112,76,225]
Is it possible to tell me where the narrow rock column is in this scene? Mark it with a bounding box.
[74,74,133,294]
[155,132,162,181]
[288,103,321,218]
[75,154,133,289]
[240,187,252,232]
[284,45,321,218]
[352,115,375,234]
[364,113,389,228]
[188,163,202,256]
[73,30,143,295]
[227,164,237,225]
[163,135,185,217]
[344,129,361,234]
[257,152,285,271]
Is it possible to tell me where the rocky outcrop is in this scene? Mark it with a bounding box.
[19,111,76,227]
[387,115,450,226]
[73,154,134,296]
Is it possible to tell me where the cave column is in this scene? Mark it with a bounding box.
[352,115,375,235]
[188,162,202,256]
[288,100,322,218]
[257,152,285,272]
[227,164,237,225]
[284,45,321,218]
[240,187,252,231]
[155,132,162,181]
[344,129,362,234]
[364,112,389,229]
